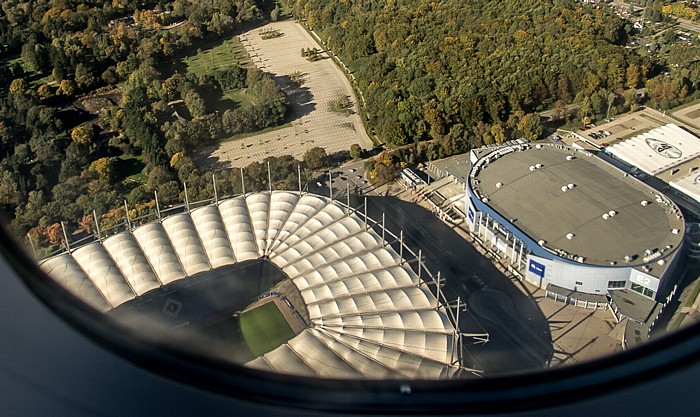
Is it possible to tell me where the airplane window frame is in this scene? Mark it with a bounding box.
[4,221,700,415]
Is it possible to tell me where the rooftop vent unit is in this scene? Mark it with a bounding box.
[624,255,633,263]
[538,240,546,246]
[536,144,542,149]
[529,165,536,171]
[608,210,617,217]
[642,266,651,273]
[658,259,666,266]
[641,200,649,206]
[576,256,585,263]
[496,182,503,188]
[561,186,569,192]
[610,261,617,266]
[672,228,681,235]
[482,197,489,203]
[566,155,574,161]
[566,233,575,240]
[535,163,543,169]
[567,183,575,189]
[602,213,610,220]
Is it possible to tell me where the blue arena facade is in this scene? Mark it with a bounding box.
[462,142,686,314]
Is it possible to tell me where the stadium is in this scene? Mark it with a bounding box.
[465,142,686,316]
[40,190,482,379]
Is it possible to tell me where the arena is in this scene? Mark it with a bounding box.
[40,191,479,379]
[465,142,686,311]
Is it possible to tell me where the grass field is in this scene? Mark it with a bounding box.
[240,300,296,356]
[181,35,256,114]
[181,36,253,77]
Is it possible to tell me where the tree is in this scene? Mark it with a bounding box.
[9,78,26,95]
[89,157,114,182]
[304,147,327,170]
[71,124,95,144]
[0,170,21,207]
[349,144,363,160]
[184,90,207,118]
[271,4,281,22]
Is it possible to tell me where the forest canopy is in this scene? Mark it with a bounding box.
[292,0,695,155]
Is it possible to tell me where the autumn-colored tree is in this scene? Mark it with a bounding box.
[89,157,114,182]
[78,213,94,234]
[9,78,26,95]
[58,79,77,96]
[45,223,65,247]
[71,124,95,144]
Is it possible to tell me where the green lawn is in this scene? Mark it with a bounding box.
[240,301,296,356]
[115,154,146,185]
[181,35,257,114]
[181,36,253,77]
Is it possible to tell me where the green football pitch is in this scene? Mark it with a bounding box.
[240,301,296,356]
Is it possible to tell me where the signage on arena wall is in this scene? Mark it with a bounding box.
[645,138,682,159]
[529,259,546,278]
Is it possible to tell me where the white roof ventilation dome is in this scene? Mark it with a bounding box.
[566,233,575,240]
[561,186,569,192]
[608,210,617,217]
[566,155,574,161]
[602,213,610,220]
[641,200,649,206]
[672,228,681,235]
[567,183,575,189]
[529,165,536,171]
[496,182,503,188]
[538,240,546,246]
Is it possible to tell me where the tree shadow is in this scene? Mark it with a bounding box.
[274,74,316,121]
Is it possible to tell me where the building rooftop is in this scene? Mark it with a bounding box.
[607,123,700,176]
[469,144,684,271]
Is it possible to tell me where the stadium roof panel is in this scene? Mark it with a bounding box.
[470,144,684,268]
[39,191,466,379]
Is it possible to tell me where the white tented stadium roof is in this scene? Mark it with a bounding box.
[606,124,700,175]
[40,192,460,379]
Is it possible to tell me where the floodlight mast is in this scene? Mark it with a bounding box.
[328,170,333,199]
[154,191,161,221]
[26,233,37,258]
[93,210,101,241]
[297,165,302,194]
[60,221,71,252]
[364,196,368,230]
[183,181,190,212]
[240,167,246,195]
[212,173,219,203]
[124,200,131,230]
[267,161,272,193]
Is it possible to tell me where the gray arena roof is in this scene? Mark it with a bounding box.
[40,191,466,379]
[469,144,684,270]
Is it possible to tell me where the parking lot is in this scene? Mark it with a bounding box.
[200,21,373,169]
[560,107,679,149]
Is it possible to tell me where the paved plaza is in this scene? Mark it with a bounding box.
[200,21,372,169]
